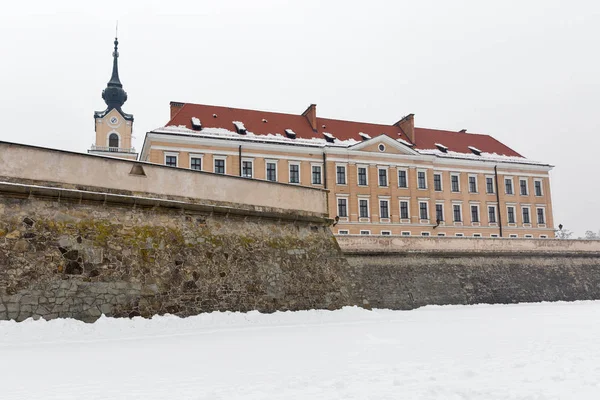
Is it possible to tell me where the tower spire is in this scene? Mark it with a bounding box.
[107,37,122,88]
[102,35,127,109]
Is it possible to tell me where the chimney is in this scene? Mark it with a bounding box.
[170,101,185,120]
[302,104,318,132]
[394,113,415,143]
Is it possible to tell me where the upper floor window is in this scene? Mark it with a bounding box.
[435,203,444,222]
[468,176,477,193]
[312,165,322,185]
[380,200,390,219]
[400,201,409,219]
[357,167,368,186]
[417,171,427,189]
[534,180,543,196]
[336,165,346,185]
[359,199,369,218]
[289,163,300,184]
[486,177,495,194]
[108,133,119,148]
[266,162,277,182]
[451,174,460,192]
[433,173,442,191]
[378,168,388,187]
[453,204,462,222]
[471,205,480,223]
[190,157,202,171]
[522,207,531,224]
[337,198,348,217]
[419,202,429,220]
[398,169,408,188]
[505,178,514,195]
[214,158,225,174]
[537,208,545,224]
[165,155,177,167]
[242,160,253,178]
[488,206,497,223]
[520,178,528,196]
[507,206,516,223]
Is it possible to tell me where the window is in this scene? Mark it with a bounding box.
[381,231,392,236]
[537,208,545,224]
[451,174,460,192]
[419,201,429,220]
[540,235,548,239]
[509,234,518,238]
[453,204,462,222]
[490,234,499,238]
[522,207,531,224]
[488,206,497,223]
[433,173,442,191]
[520,179,528,196]
[455,233,464,237]
[360,230,371,235]
[266,162,277,182]
[401,231,411,236]
[507,206,516,223]
[336,165,346,185]
[468,175,477,193]
[242,160,253,178]
[505,178,514,195]
[165,155,177,167]
[190,157,202,171]
[337,230,349,235]
[398,169,408,188]
[400,201,409,219]
[359,199,369,218]
[380,200,390,219]
[337,198,348,217]
[435,204,444,222]
[378,168,388,187]
[471,205,479,223]
[108,133,119,148]
[312,165,322,185]
[473,233,482,238]
[524,234,533,239]
[214,158,225,174]
[486,177,495,194]
[357,167,368,186]
[534,180,543,196]
[417,170,427,189]
[437,233,446,237]
[421,232,430,237]
[289,163,300,184]
[378,144,386,152]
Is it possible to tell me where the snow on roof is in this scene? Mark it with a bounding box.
[435,143,448,152]
[397,138,414,147]
[468,146,482,155]
[358,132,371,140]
[418,148,550,166]
[233,121,246,134]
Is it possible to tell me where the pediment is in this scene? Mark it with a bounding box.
[349,134,419,155]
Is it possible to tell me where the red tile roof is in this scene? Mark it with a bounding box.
[166,102,523,158]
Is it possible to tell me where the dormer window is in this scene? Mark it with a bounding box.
[284,129,296,139]
[359,132,371,141]
[435,143,448,153]
[468,146,482,155]
[323,132,335,143]
[191,117,202,131]
[108,133,119,148]
[213,114,218,118]
[233,121,247,135]
[262,119,268,123]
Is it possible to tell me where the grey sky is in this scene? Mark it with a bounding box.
[1,0,598,236]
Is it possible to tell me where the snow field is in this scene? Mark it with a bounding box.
[1,302,600,399]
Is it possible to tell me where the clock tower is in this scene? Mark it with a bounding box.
[89,37,138,160]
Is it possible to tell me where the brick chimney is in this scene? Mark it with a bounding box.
[394,113,415,143]
[302,104,318,132]
[170,101,185,120]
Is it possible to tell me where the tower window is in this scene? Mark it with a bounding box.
[108,133,119,148]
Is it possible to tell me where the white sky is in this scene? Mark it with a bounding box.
[0,0,598,236]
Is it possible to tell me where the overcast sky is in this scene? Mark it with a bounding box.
[0,0,598,236]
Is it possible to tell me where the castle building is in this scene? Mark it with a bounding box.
[139,103,554,238]
[88,38,137,160]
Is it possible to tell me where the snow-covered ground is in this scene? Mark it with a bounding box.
[2,302,600,399]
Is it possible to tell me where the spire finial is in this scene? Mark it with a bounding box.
[102,33,128,109]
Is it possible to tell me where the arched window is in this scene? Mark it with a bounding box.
[108,133,119,148]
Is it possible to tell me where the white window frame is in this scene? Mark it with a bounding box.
[521,206,532,225]
[472,233,482,238]
[485,175,495,194]
[359,230,371,235]
[397,168,409,188]
[524,234,533,239]
[534,179,544,197]
[519,177,529,196]
[357,165,369,187]
[379,199,390,221]
[452,203,463,223]
[505,176,514,195]
[189,153,204,171]
[418,200,429,222]
[358,197,370,221]
[213,155,227,174]
[470,204,480,225]
[435,202,444,223]
[380,230,392,236]
[450,173,461,192]
[536,206,546,226]
[487,205,497,225]
[106,131,121,147]
[311,163,323,185]
[164,152,179,167]
[421,232,431,237]
[437,232,447,237]
[241,157,254,179]
[433,172,443,192]
[377,166,389,187]
[336,197,349,219]
[455,233,465,237]
[288,161,301,184]
[265,159,278,182]
[401,231,411,236]
[540,235,548,239]
[468,174,478,193]
[417,169,428,190]
[509,234,518,238]
[506,205,516,225]
[335,163,347,185]
[399,200,410,222]
[490,234,499,238]
[337,230,349,235]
